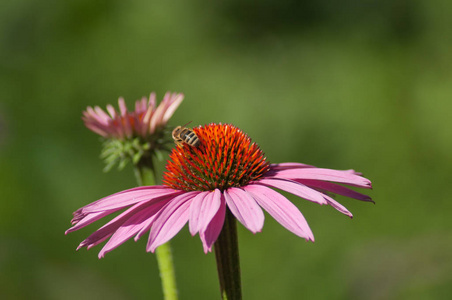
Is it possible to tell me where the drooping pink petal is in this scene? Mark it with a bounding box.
[320,193,353,218]
[134,214,158,242]
[98,198,170,258]
[147,192,198,252]
[198,189,222,234]
[296,179,374,202]
[84,235,110,250]
[66,209,116,234]
[343,169,363,175]
[76,195,172,251]
[224,187,264,234]
[79,186,181,214]
[257,178,328,205]
[76,203,148,250]
[244,184,314,241]
[199,194,226,253]
[188,192,209,235]
[266,168,371,188]
[133,193,174,242]
[269,162,314,170]
[189,190,221,236]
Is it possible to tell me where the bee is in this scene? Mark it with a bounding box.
[172,122,200,147]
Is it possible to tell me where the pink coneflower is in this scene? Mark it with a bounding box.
[82,92,184,171]
[83,92,183,139]
[67,123,372,258]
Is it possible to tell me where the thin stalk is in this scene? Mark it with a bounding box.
[214,208,242,300]
[134,158,178,300]
[155,242,178,300]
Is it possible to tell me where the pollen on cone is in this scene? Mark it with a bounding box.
[163,123,270,191]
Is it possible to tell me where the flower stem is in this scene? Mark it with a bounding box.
[155,243,178,300]
[133,162,156,187]
[214,208,242,300]
[134,160,178,300]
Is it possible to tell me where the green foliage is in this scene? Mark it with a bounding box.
[1,0,451,299]
[101,138,151,172]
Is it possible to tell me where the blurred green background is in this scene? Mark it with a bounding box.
[1,0,451,299]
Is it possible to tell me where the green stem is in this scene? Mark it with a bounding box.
[214,209,242,300]
[133,162,156,187]
[155,243,178,300]
[134,160,178,300]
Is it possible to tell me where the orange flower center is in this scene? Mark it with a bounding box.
[163,123,270,191]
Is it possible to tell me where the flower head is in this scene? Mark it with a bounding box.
[67,123,372,258]
[82,92,184,171]
[83,92,183,139]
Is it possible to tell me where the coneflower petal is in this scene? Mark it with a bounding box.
[224,188,264,234]
[66,210,115,234]
[269,162,314,170]
[98,199,170,258]
[244,184,314,241]
[189,190,221,236]
[295,179,374,203]
[200,195,226,253]
[268,168,371,188]
[320,193,353,218]
[188,192,209,235]
[163,93,184,123]
[257,178,328,205]
[76,200,155,252]
[79,187,179,214]
[148,192,197,252]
